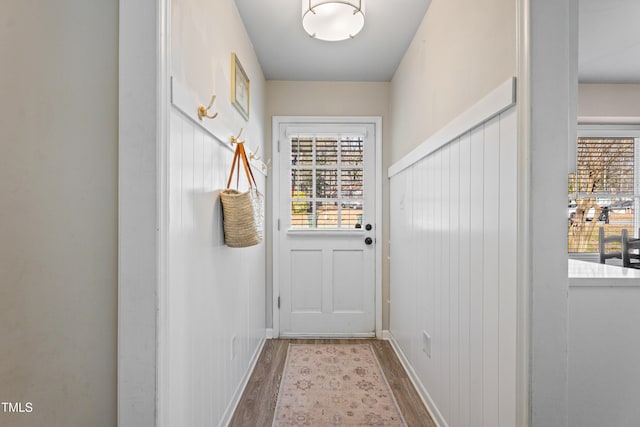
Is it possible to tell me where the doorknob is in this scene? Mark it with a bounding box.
[365,237,373,245]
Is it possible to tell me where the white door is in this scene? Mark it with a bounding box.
[276,121,377,337]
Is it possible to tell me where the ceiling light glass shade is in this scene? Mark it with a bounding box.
[302,0,365,41]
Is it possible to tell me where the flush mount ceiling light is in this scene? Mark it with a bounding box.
[302,0,365,41]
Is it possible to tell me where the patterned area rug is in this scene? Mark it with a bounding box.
[272,343,407,426]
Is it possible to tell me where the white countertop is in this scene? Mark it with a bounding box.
[569,259,640,286]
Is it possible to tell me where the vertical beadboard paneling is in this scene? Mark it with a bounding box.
[498,108,518,427]
[166,110,266,426]
[458,133,472,427]
[389,106,517,427]
[482,115,501,427]
[449,139,461,427]
[423,154,435,388]
[414,156,426,380]
[432,149,443,406]
[468,123,485,426]
[440,145,451,422]
[414,154,432,392]
[390,169,413,355]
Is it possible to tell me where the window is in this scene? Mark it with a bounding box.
[568,132,640,253]
[290,135,364,229]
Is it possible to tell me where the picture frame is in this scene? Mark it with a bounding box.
[230,52,250,121]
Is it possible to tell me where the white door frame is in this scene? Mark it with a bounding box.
[272,116,383,338]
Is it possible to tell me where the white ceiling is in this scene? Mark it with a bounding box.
[234,0,640,84]
[579,0,640,83]
[233,0,431,81]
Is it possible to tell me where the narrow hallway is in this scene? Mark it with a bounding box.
[230,339,435,426]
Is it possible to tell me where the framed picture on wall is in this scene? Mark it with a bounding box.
[231,52,250,121]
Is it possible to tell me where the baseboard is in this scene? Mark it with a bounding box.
[385,332,447,427]
[266,328,274,339]
[218,332,267,427]
[279,332,376,339]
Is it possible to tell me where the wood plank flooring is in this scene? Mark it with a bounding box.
[229,339,436,426]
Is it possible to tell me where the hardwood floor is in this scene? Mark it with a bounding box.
[229,339,436,426]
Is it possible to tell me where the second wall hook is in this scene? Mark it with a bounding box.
[230,128,244,146]
[249,146,261,161]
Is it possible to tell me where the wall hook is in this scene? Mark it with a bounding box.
[230,128,244,145]
[249,146,261,161]
[261,158,271,172]
[197,95,218,120]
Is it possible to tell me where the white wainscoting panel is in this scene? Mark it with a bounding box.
[389,105,517,427]
[166,109,266,426]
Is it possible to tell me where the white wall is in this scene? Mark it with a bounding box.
[0,1,117,426]
[166,0,267,425]
[171,0,266,144]
[265,81,391,330]
[578,84,640,123]
[389,104,518,427]
[568,264,640,427]
[390,0,516,163]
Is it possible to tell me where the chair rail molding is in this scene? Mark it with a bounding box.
[388,77,516,178]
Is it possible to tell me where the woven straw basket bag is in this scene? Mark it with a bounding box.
[220,142,264,248]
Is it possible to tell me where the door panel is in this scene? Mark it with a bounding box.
[332,250,365,312]
[290,250,323,313]
[278,122,376,336]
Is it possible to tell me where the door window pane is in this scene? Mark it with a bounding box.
[341,201,363,228]
[341,169,363,198]
[291,201,313,229]
[341,137,363,165]
[316,169,338,198]
[316,138,338,165]
[291,169,313,198]
[291,137,313,165]
[290,135,365,230]
[316,201,339,228]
